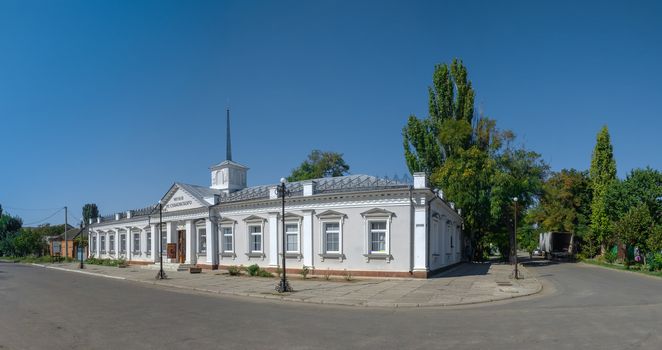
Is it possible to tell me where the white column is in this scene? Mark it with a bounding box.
[140,228,147,260]
[413,200,428,273]
[302,210,314,268]
[114,230,120,258]
[166,221,177,263]
[268,212,279,267]
[125,227,132,261]
[96,232,101,257]
[205,218,216,265]
[150,224,158,263]
[185,220,194,265]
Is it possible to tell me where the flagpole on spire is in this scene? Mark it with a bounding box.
[226,106,232,161]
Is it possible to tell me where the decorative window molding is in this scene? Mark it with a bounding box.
[247,223,264,254]
[220,222,235,256]
[243,215,266,223]
[361,208,393,262]
[132,230,141,255]
[109,233,116,254]
[285,221,301,254]
[146,231,152,256]
[196,221,207,255]
[100,235,106,254]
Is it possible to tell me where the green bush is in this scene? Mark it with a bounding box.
[246,264,260,276]
[604,250,617,264]
[227,265,242,276]
[257,269,273,277]
[647,253,662,272]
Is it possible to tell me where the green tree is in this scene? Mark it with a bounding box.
[403,59,475,175]
[613,203,655,257]
[82,203,99,224]
[605,167,662,224]
[531,169,592,254]
[489,147,548,262]
[588,126,617,256]
[287,150,350,182]
[0,209,24,256]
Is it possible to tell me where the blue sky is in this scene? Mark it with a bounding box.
[1,0,660,225]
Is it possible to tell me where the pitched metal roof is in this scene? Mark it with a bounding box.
[175,182,222,204]
[217,174,411,204]
[95,175,411,224]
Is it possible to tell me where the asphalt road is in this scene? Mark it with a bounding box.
[0,260,660,350]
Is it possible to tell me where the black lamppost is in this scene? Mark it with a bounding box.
[78,221,85,269]
[275,177,293,293]
[156,200,167,280]
[512,197,519,279]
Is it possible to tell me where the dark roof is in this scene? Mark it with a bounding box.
[51,227,88,240]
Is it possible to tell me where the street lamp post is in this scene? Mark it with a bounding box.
[275,178,293,293]
[156,200,167,280]
[79,221,84,269]
[512,197,519,279]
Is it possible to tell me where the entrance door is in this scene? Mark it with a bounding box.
[177,230,186,263]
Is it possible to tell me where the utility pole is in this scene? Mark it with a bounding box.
[64,206,68,259]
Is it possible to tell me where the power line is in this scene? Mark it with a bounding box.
[23,208,65,226]
[2,205,64,212]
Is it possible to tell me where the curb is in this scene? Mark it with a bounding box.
[28,263,544,309]
[30,263,126,280]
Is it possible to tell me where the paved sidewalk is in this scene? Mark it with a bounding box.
[31,261,541,308]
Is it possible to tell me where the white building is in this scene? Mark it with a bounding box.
[87,111,464,278]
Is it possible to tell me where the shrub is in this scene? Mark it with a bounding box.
[257,269,273,277]
[604,250,617,264]
[647,253,662,272]
[227,265,242,276]
[300,265,310,279]
[246,264,260,276]
[323,268,331,281]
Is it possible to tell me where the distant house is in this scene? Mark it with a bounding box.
[47,226,88,259]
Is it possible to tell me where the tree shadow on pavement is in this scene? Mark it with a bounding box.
[430,262,492,278]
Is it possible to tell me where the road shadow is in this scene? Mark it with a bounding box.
[430,262,492,278]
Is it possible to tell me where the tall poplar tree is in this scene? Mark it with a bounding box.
[403,59,475,176]
[588,125,617,255]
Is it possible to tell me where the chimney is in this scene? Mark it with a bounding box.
[303,181,316,196]
[413,172,427,189]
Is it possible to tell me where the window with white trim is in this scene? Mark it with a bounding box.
[323,222,340,254]
[100,235,106,253]
[92,236,97,252]
[146,232,152,255]
[222,226,234,253]
[120,234,127,254]
[161,227,167,254]
[133,232,140,254]
[368,220,387,254]
[248,225,262,253]
[197,224,207,254]
[109,234,115,253]
[285,223,299,253]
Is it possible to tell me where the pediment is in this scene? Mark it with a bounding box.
[243,215,266,222]
[316,210,347,219]
[219,217,237,224]
[161,185,206,213]
[360,208,396,217]
[283,212,302,219]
